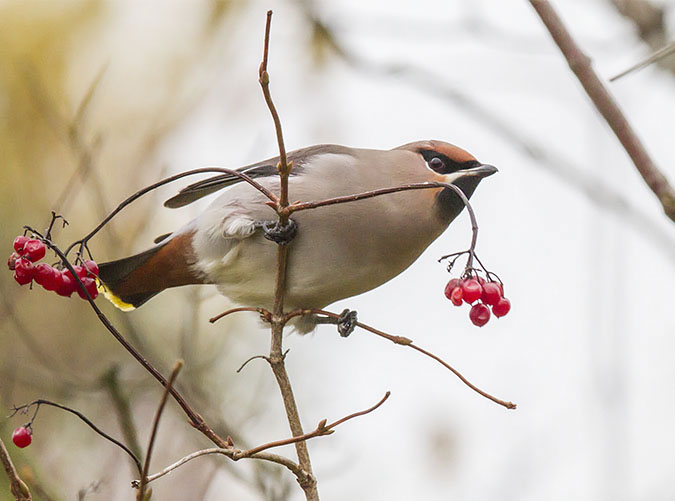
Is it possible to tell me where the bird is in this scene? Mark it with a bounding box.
[98,140,497,333]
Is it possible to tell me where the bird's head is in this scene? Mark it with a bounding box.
[397,139,498,222]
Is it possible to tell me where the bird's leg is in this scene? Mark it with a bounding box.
[315,309,358,337]
[254,218,298,245]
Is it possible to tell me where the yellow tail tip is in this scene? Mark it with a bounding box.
[97,279,135,312]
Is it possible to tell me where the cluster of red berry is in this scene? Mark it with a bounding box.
[8,236,99,300]
[444,277,511,327]
[12,426,32,448]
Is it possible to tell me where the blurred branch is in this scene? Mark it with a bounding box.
[611,41,675,81]
[0,438,32,501]
[100,366,144,464]
[608,0,675,77]
[301,14,675,260]
[137,360,183,501]
[528,0,675,222]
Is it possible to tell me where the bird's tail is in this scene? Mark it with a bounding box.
[98,232,203,310]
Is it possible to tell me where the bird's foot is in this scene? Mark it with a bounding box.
[315,309,358,337]
[336,308,358,337]
[255,219,298,245]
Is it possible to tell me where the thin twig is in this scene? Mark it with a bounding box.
[137,447,311,487]
[258,10,318,499]
[209,306,272,324]
[0,438,32,501]
[529,0,675,222]
[137,360,183,500]
[64,166,278,257]
[23,228,228,449]
[140,391,389,487]
[289,309,516,410]
[9,399,142,475]
[240,391,391,457]
[610,41,675,81]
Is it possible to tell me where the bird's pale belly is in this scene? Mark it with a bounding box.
[210,216,443,311]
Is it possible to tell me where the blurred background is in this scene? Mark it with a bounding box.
[1,0,675,499]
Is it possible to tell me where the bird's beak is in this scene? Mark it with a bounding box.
[463,164,498,178]
[441,163,498,184]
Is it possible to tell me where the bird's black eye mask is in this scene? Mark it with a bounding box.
[420,149,480,175]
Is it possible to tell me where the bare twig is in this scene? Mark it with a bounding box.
[137,447,310,487]
[140,391,389,486]
[258,11,318,499]
[0,438,32,501]
[9,399,142,475]
[529,0,675,222]
[241,391,390,457]
[209,306,272,324]
[64,166,278,257]
[286,309,516,410]
[137,360,183,500]
[610,41,675,81]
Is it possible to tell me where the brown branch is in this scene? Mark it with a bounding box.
[9,399,143,474]
[239,391,390,458]
[258,11,318,499]
[288,309,516,410]
[528,0,675,222]
[209,306,272,324]
[259,10,291,214]
[140,391,389,488]
[0,438,31,501]
[137,360,183,500]
[137,447,311,488]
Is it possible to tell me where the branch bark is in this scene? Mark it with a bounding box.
[0,438,32,501]
[258,10,318,499]
[529,0,675,222]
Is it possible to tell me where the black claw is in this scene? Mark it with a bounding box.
[337,309,358,338]
[256,219,298,245]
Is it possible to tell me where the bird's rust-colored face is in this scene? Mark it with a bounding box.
[395,139,497,220]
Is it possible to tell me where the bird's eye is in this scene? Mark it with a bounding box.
[428,157,444,170]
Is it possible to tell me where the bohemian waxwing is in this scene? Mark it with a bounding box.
[98,140,497,333]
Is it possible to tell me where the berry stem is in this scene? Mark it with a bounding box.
[9,399,142,475]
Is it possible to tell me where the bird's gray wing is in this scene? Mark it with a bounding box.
[163,144,353,209]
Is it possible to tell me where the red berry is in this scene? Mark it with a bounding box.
[34,264,62,291]
[13,236,29,253]
[469,303,491,327]
[22,239,46,262]
[64,266,85,280]
[7,252,20,270]
[492,297,511,318]
[56,272,76,297]
[450,286,463,306]
[481,282,502,306]
[76,276,99,300]
[13,258,35,285]
[12,427,32,448]
[444,278,461,300]
[461,279,482,304]
[82,260,99,277]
